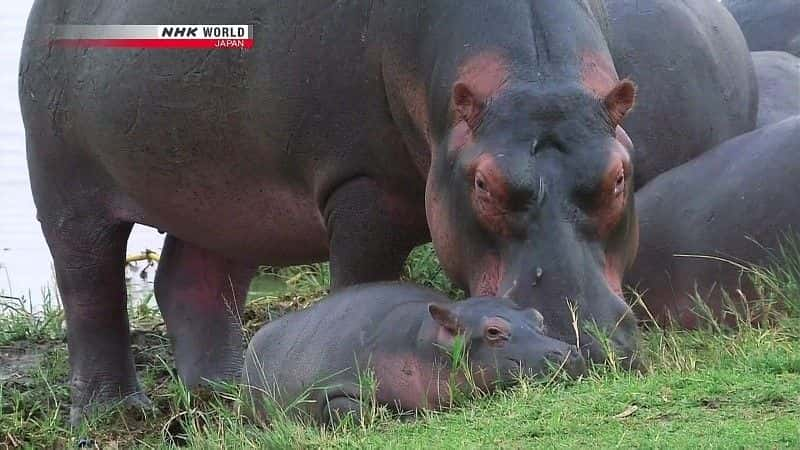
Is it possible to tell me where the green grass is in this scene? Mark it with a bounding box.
[1,243,799,449]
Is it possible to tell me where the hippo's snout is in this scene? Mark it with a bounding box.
[544,346,587,378]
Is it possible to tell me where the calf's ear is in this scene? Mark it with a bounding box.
[604,79,637,127]
[428,303,463,336]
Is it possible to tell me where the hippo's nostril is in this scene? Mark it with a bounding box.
[532,267,544,287]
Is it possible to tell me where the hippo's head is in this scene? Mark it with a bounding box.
[426,297,586,386]
[426,78,640,367]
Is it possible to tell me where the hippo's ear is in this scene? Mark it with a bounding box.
[428,303,463,336]
[452,82,484,130]
[603,79,637,127]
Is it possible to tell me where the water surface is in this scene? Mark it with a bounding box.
[0,1,165,305]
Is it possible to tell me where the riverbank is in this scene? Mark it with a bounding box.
[1,245,799,448]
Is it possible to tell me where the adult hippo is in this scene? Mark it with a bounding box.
[751,51,800,128]
[21,0,707,422]
[606,0,758,188]
[626,117,800,328]
[722,0,800,57]
[244,282,586,425]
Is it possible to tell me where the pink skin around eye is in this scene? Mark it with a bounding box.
[470,155,513,237]
[594,153,628,239]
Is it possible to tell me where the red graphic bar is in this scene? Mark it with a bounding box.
[51,38,253,49]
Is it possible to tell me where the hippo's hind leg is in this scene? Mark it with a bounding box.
[324,177,427,289]
[154,235,255,386]
[39,211,149,425]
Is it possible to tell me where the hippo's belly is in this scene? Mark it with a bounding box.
[125,178,331,265]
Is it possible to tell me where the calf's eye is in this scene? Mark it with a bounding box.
[484,325,508,343]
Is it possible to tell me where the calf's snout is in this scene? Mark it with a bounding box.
[544,345,587,378]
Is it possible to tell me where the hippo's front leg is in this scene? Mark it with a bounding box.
[323,177,426,289]
[154,235,256,386]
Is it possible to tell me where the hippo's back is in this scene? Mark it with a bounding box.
[752,51,800,128]
[638,116,800,246]
[722,0,800,56]
[628,116,800,326]
[20,0,430,264]
[606,0,758,188]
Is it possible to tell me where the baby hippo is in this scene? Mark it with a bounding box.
[244,282,585,425]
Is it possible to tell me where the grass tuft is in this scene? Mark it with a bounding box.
[1,239,800,448]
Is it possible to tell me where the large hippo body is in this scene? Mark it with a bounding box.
[722,0,800,57]
[20,0,749,421]
[626,117,800,328]
[244,282,585,425]
[751,51,800,128]
[606,0,758,188]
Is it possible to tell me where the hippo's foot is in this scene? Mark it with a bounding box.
[69,380,152,427]
[154,235,255,388]
[176,347,244,388]
[322,396,363,428]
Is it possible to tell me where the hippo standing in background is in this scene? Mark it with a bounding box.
[22,0,647,423]
[606,0,758,188]
[751,51,800,128]
[244,282,586,425]
[626,117,800,328]
[722,0,800,57]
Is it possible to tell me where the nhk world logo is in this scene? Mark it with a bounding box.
[51,25,253,49]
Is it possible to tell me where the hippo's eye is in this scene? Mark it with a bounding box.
[484,325,509,345]
[475,172,489,195]
[613,171,625,197]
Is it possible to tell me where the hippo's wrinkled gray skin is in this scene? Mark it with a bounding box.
[626,116,800,328]
[751,51,800,128]
[606,0,758,188]
[722,0,800,57]
[20,0,752,423]
[244,282,586,425]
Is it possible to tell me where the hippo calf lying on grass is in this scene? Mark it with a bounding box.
[627,116,800,328]
[244,282,585,425]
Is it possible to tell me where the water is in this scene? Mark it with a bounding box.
[0,1,165,306]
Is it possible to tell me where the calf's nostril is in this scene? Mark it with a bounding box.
[544,347,587,377]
